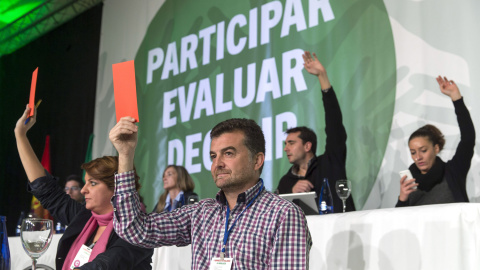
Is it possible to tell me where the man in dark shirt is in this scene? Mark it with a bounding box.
[276,51,355,213]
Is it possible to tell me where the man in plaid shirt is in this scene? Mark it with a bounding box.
[110,118,312,269]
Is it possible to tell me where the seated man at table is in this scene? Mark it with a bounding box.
[276,51,355,213]
[110,117,312,269]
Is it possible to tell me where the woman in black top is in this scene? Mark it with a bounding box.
[396,76,475,207]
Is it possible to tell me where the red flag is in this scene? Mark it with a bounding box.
[31,135,53,220]
[41,135,51,172]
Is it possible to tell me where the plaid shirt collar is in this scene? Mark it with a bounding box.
[215,178,264,207]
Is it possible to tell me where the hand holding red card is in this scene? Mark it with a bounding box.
[112,60,139,122]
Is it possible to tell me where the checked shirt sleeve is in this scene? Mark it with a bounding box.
[270,205,312,269]
[113,171,193,249]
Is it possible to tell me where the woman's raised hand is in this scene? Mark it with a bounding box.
[14,105,36,137]
[436,76,461,101]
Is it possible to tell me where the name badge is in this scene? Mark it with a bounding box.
[70,244,92,269]
[209,257,233,270]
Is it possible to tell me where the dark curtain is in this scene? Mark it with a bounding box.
[0,4,103,235]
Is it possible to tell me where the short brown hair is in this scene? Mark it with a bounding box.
[210,118,265,173]
[286,126,317,155]
[81,156,141,191]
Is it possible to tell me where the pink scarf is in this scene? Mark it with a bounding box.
[62,211,114,270]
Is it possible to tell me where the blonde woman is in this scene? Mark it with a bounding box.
[153,165,197,213]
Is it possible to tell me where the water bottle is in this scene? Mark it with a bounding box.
[318,178,334,214]
[15,211,25,236]
[55,222,65,234]
[1,216,11,270]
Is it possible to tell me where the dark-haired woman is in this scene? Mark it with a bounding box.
[396,76,475,207]
[15,105,153,269]
[152,165,197,213]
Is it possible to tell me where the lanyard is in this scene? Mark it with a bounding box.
[221,179,264,259]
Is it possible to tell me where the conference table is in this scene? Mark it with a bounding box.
[9,203,480,269]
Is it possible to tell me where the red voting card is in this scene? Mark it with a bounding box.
[28,67,38,117]
[112,60,139,122]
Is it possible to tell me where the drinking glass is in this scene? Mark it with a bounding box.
[335,180,352,213]
[20,218,54,270]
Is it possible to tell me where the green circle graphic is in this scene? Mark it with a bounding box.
[134,0,396,210]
